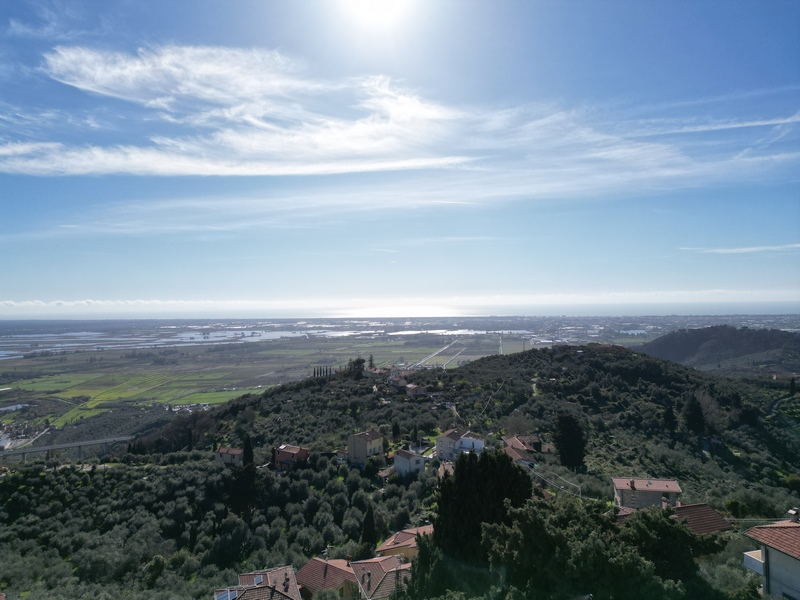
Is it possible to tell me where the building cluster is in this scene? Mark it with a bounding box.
[213,525,432,600]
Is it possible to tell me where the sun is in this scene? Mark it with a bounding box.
[339,0,414,33]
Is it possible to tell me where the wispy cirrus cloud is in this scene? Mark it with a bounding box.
[0,44,797,204]
[680,243,800,254]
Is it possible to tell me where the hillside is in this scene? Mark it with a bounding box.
[2,344,799,599]
[638,325,800,377]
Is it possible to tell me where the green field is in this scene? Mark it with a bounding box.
[0,332,531,438]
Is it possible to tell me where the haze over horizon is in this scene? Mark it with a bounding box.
[1,1,798,319]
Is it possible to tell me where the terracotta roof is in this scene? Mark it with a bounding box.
[277,444,306,455]
[376,524,433,554]
[614,506,637,523]
[671,503,732,535]
[611,477,682,494]
[745,520,800,561]
[351,556,411,600]
[235,586,295,600]
[218,447,244,455]
[238,567,300,600]
[353,431,383,442]
[503,446,526,462]
[394,449,421,461]
[502,435,538,452]
[441,428,466,441]
[295,558,356,593]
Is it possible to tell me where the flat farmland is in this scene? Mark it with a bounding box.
[0,330,529,435]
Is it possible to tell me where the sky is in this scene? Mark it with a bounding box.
[0,0,798,319]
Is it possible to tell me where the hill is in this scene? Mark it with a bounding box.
[2,344,799,599]
[638,324,800,377]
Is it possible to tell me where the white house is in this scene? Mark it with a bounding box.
[744,509,800,599]
[435,428,484,461]
[394,448,425,477]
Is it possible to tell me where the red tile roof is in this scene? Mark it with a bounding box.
[295,558,356,593]
[351,556,410,600]
[671,503,732,535]
[218,447,244,455]
[353,431,383,442]
[236,567,301,600]
[611,477,682,494]
[376,525,433,555]
[745,521,800,561]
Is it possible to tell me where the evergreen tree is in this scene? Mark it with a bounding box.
[553,413,586,469]
[433,450,532,565]
[361,502,378,546]
[243,435,254,466]
[663,403,677,433]
[681,396,705,434]
[791,377,797,396]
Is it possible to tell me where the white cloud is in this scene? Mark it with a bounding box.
[680,243,800,254]
[0,44,795,208]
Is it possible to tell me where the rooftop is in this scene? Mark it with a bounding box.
[611,477,682,494]
[295,558,356,592]
[671,503,732,536]
[352,431,383,442]
[744,520,800,561]
[376,524,433,554]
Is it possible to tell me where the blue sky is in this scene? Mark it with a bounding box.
[1,0,798,318]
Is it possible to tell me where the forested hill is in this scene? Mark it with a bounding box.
[145,343,799,511]
[3,344,800,599]
[638,324,800,374]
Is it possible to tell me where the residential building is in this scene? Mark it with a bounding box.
[611,477,681,509]
[274,444,310,472]
[351,556,411,600]
[348,431,383,468]
[295,558,358,600]
[393,448,425,477]
[405,384,426,398]
[435,428,484,461]
[216,447,244,468]
[214,566,301,600]
[671,503,732,536]
[744,509,800,599]
[376,524,433,560]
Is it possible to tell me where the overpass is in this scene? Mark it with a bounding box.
[0,436,133,462]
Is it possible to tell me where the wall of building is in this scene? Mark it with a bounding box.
[767,548,800,599]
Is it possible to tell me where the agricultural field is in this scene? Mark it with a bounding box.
[0,327,529,448]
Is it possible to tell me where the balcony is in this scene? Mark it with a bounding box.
[743,549,764,575]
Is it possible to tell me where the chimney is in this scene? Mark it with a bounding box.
[661,496,669,510]
[629,479,635,490]
[367,571,372,591]
[789,507,799,523]
[346,554,352,566]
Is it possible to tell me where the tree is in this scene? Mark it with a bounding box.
[243,435,254,466]
[663,403,677,433]
[553,413,586,470]
[368,354,375,369]
[360,502,378,546]
[791,377,797,396]
[433,450,532,565]
[681,396,705,434]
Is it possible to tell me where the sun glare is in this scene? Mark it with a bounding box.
[340,0,413,32]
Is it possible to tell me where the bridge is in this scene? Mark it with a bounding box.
[0,436,134,462]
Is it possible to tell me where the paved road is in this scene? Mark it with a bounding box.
[0,436,133,457]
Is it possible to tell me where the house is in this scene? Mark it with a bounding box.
[214,566,301,600]
[671,503,732,536]
[376,524,433,560]
[611,477,681,509]
[502,433,542,453]
[274,444,310,472]
[216,447,244,468]
[348,431,383,468]
[393,448,425,477]
[351,556,411,600]
[405,384,426,398]
[502,434,542,467]
[435,428,484,461]
[295,558,358,600]
[743,508,800,599]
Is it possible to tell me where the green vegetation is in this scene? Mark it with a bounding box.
[2,342,798,599]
